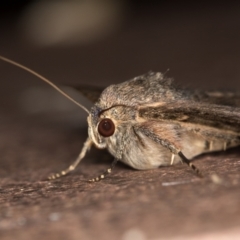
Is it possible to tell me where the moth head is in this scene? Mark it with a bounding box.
[87,105,116,149]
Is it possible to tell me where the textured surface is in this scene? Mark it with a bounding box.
[1,3,240,240]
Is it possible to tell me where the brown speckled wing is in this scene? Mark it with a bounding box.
[139,95,240,132]
[191,90,240,107]
[72,85,104,103]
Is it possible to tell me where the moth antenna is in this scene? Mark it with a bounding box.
[0,55,90,114]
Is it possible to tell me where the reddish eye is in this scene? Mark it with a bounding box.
[98,118,115,137]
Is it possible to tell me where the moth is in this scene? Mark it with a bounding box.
[1,56,240,182]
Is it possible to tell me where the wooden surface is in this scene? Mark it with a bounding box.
[0,3,240,240]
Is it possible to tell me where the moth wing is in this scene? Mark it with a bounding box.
[139,100,240,132]
[71,85,104,103]
[192,90,240,108]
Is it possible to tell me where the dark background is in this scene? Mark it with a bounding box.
[1,1,240,88]
[0,1,240,240]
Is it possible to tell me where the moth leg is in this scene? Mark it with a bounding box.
[178,151,202,177]
[209,141,213,151]
[170,154,175,165]
[135,123,202,177]
[88,158,119,182]
[48,137,92,180]
[223,142,227,151]
[171,154,183,165]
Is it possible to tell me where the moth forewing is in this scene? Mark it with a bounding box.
[137,99,240,158]
[73,85,104,103]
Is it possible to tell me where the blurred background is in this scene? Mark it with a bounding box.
[0,0,240,118]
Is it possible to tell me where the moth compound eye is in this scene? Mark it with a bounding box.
[98,118,115,137]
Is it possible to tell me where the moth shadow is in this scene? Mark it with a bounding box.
[188,146,240,175]
[192,145,240,161]
[82,147,132,170]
